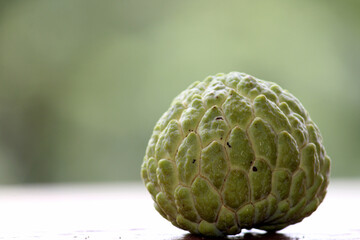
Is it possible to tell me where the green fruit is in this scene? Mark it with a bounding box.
[141,72,330,237]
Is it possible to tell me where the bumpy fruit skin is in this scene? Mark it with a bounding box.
[141,72,330,237]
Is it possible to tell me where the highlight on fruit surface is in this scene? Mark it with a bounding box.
[140,72,330,237]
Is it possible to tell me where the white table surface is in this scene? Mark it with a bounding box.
[0,180,359,240]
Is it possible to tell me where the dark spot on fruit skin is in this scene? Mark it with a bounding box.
[252,166,258,172]
[227,142,231,148]
[192,159,196,163]
[215,117,223,120]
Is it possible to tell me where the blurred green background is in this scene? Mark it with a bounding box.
[0,0,359,184]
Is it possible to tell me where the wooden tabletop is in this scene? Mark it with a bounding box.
[0,180,359,240]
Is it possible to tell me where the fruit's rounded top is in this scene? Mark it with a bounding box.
[141,72,330,237]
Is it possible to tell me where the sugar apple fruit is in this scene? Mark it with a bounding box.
[140,72,330,237]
